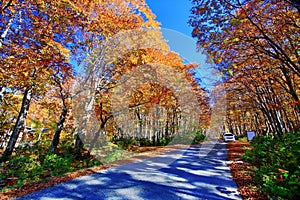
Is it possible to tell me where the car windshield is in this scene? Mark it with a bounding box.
[224,133,233,136]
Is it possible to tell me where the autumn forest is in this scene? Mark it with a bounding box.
[0,0,300,199]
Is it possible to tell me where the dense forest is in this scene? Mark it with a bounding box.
[1,0,300,198]
[0,0,209,166]
[190,0,300,136]
[189,0,300,198]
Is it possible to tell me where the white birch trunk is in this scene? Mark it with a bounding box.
[1,88,33,162]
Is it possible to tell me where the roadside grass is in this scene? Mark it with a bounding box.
[228,132,300,200]
[0,141,102,197]
[243,132,300,200]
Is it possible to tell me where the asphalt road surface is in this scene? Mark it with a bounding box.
[17,140,241,200]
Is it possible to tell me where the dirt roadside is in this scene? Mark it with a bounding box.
[226,141,267,200]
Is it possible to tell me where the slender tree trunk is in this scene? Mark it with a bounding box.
[1,88,33,162]
[88,122,106,153]
[165,119,169,139]
[144,116,148,139]
[253,113,261,134]
[149,114,152,141]
[280,64,300,111]
[0,8,15,49]
[292,108,300,129]
[51,105,68,153]
[74,89,95,151]
[135,109,143,138]
[0,86,6,107]
[75,133,84,150]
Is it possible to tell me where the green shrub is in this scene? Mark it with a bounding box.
[111,129,206,148]
[192,130,206,144]
[1,139,102,189]
[139,138,152,146]
[157,137,173,146]
[115,137,140,149]
[104,149,124,163]
[244,132,300,199]
[168,130,205,145]
[2,154,43,185]
[238,136,248,142]
[43,153,73,176]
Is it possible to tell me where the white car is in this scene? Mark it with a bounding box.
[223,133,235,142]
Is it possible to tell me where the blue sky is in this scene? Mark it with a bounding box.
[146,0,193,36]
[146,0,218,91]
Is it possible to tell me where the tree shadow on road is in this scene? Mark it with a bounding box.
[17,141,241,200]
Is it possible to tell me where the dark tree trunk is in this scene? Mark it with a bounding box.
[88,122,106,153]
[1,88,33,162]
[51,105,68,153]
[75,133,84,150]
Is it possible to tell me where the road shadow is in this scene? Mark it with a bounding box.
[17,140,241,200]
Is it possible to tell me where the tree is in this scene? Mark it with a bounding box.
[50,75,74,153]
[189,0,300,134]
[69,2,162,151]
[1,0,159,162]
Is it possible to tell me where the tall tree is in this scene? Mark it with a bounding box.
[1,0,158,161]
[189,0,300,134]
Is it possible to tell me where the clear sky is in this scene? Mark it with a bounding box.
[146,0,193,36]
[146,0,218,91]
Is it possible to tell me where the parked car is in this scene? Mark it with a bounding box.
[223,132,235,142]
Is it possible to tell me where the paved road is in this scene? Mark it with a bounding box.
[17,140,241,200]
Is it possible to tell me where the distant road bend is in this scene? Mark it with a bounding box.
[17,140,241,200]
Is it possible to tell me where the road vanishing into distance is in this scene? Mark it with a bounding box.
[17,140,241,200]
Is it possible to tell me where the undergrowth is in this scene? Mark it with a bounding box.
[244,131,300,199]
[0,140,101,191]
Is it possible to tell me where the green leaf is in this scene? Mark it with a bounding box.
[232,64,238,69]
[17,179,23,186]
[232,38,240,42]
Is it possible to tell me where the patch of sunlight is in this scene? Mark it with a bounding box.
[76,175,95,181]
[193,181,213,188]
[63,183,78,190]
[131,172,169,183]
[176,160,189,164]
[168,175,187,182]
[85,179,104,185]
[172,182,197,189]
[158,153,182,159]
[175,192,200,200]
[41,198,73,200]
[187,169,221,177]
[115,187,143,200]
[214,165,230,171]
[146,162,169,168]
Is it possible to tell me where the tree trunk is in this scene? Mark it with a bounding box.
[51,105,68,153]
[279,64,300,112]
[1,88,33,162]
[74,89,95,151]
[75,132,84,150]
[0,86,6,107]
[0,9,15,49]
[88,122,106,153]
